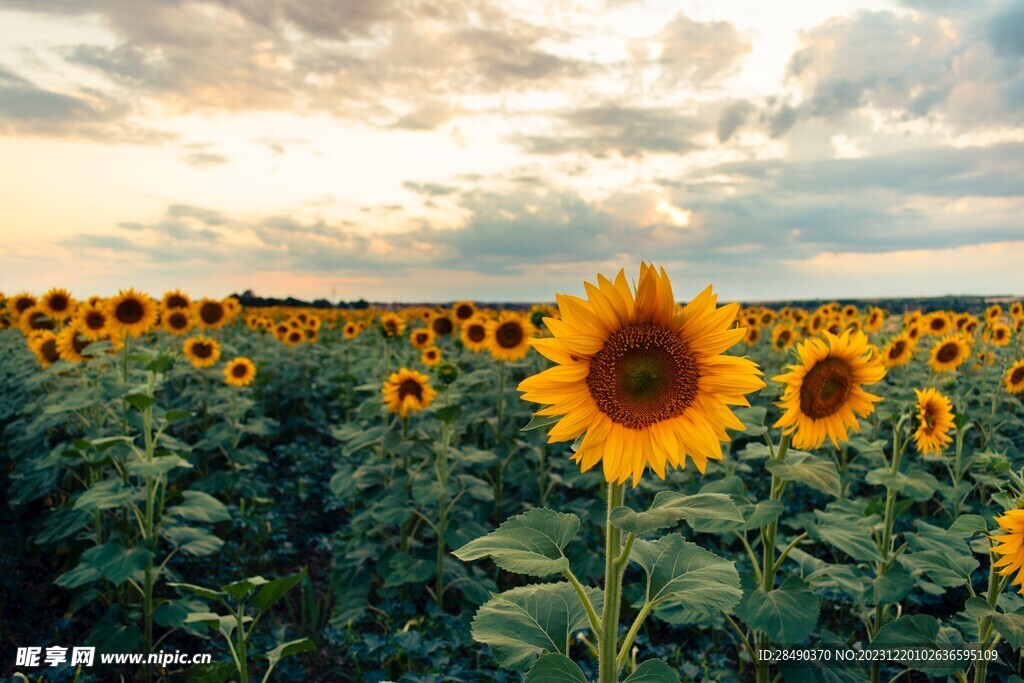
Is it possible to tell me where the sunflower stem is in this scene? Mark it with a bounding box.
[756,432,790,683]
[598,482,625,683]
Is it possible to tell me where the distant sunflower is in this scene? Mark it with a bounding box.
[223,357,257,387]
[421,346,442,366]
[183,336,221,369]
[30,331,61,369]
[925,312,952,336]
[56,327,94,363]
[771,324,798,352]
[986,304,1002,323]
[19,305,55,336]
[460,316,489,352]
[759,309,775,327]
[431,314,455,338]
[881,335,914,368]
[518,264,765,484]
[773,330,886,449]
[864,307,884,333]
[842,304,858,318]
[452,300,476,323]
[1005,360,1024,395]
[382,367,437,418]
[913,387,954,456]
[10,292,37,319]
[905,323,923,343]
[988,323,1012,347]
[929,335,970,373]
[40,288,75,322]
[487,312,534,361]
[162,290,192,310]
[194,298,227,330]
[74,302,110,341]
[283,328,305,346]
[380,313,405,338]
[342,321,360,340]
[106,289,157,338]
[990,510,1024,594]
[744,325,761,346]
[304,328,319,343]
[1011,302,1024,320]
[162,309,194,335]
[223,296,242,319]
[409,328,435,350]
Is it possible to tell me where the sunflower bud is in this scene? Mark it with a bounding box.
[436,362,458,385]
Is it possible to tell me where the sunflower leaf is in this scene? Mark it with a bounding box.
[765,452,842,498]
[869,615,968,674]
[611,492,744,536]
[470,582,602,670]
[524,654,588,683]
[805,510,882,562]
[735,576,819,643]
[629,534,742,614]
[453,508,580,577]
[623,659,681,682]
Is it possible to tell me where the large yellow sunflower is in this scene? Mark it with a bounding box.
[913,387,954,456]
[40,288,75,322]
[223,357,257,387]
[382,367,437,418]
[991,510,1024,593]
[106,289,158,338]
[183,336,221,369]
[460,316,490,352]
[1005,359,1024,395]
[518,264,765,485]
[773,330,886,450]
[19,305,56,336]
[487,312,535,362]
[75,302,110,341]
[928,334,970,372]
[924,312,952,336]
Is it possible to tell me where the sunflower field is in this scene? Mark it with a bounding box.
[3,268,1024,683]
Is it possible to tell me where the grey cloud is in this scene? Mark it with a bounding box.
[988,3,1024,57]
[656,13,751,85]
[181,151,230,167]
[717,101,753,142]
[403,181,458,196]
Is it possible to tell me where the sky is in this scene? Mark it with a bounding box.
[1,0,1023,303]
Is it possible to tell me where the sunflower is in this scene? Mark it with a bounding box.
[759,309,775,327]
[342,321,360,340]
[162,309,194,335]
[452,300,476,324]
[881,334,914,368]
[194,298,228,330]
[380,313,405,338]
[29,331,61,369]
[986,304,1002,323]
[409,327,435,350]
[162,290,192,310]
[224,357,257,387]
[864,307,885,333]
[842,304,858,319]
[1005,359,1024,394]
[183,336,221,369]
[928,334,970,373]
[106,289,157,338]
[19,305,55,336]
[529,304,558,330]
[744,325,761,346]
[282,328,306,346]
[72,302,110,341]
[518,265,765,484]
[460,316,489,352]
[40,288,75,322]
[9,292,37,319]
[1011,302,1024,320]
[773,330,886,450]
[987,323,1012,347]
[431,314,455,338]
[223,296,242,319]
[487,312,535,361]
[912,387,954,456]
[991,510,1024,593]
[421,346,442,366]
[56,327,95,363]
[771,323,798,352]
[924,312,952,336]
[382,368,437,418]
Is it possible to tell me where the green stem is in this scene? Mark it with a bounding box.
[757,432,790,683]
[435,418,450,607]
[598,483,625,683]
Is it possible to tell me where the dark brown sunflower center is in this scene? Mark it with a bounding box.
[496,321,524,348]
[168,312,189,329]
[398,378,424,401]
[467,324,486,342]
[776,331,791,347]
[41,339,59,364]
[1012,367,1024,385]
[289,331,302,342]
[923,406,936,430]
[415,332,429,344]
[586,322,699,429]
[936,343,959,363]
[192,342,213,359]
[232,363,249,378]
[115,298,145,324]
[49,295,69,312]
[432,317,454,336]
[995,329,1007,340]
[85,311,106,330]
[29,311,54,330]
[16,298,35,313]
[455,305,473,320]
[930,318,945,331]
[799,357,854,420]
[166,295,188,309]
[889,340,906,359]
[199,302,224,324]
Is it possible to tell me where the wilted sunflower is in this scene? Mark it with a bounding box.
[382,367,437,418]
[162,309,194,335]
[518,264,765,484]
[107,289,157,338]
[913,387,954,456]
[29,331,61,369]
[40,288,75,322]
[194,298,227,330]
[487,312,535,361]
[9,292,37,319]
[74,302,110,341]
[988,323,1012,347]
[928,334,970,373]
[773,330,886,449]
[1005,360,1024,394]
[452,300,476,323]
[342,321,360,340]
[162,290,192,310]
[183,336,221,369]
[421,346,442,366]
[460,316,489,352]
[409,328,435,350]
[380,313,405,338]
[881,335,914,368]
[224,357,257,387]
[19,305,55,336]
[56,327,94,363]
[990,510,1024,593]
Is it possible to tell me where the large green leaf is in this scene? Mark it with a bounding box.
[471,582,602,670]
[735,576,819,643]
[900,550,979,588]
[610,492,743,536]
[251,569,307,613]
[162,525,224,557]
[524,654,588,683]
[453,508,581,577]
[56,543,153,588]
[964,597,1024,649]
[265,638,315,671]
[623,660,681,682]
[73,479,133,512]
[167,491,231,524]
[869,615,967,675]
[630,534,741,613]
[805,511,882,562]
[765,453,841,498]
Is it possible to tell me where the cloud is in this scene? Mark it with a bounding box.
[656,13,751,86]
